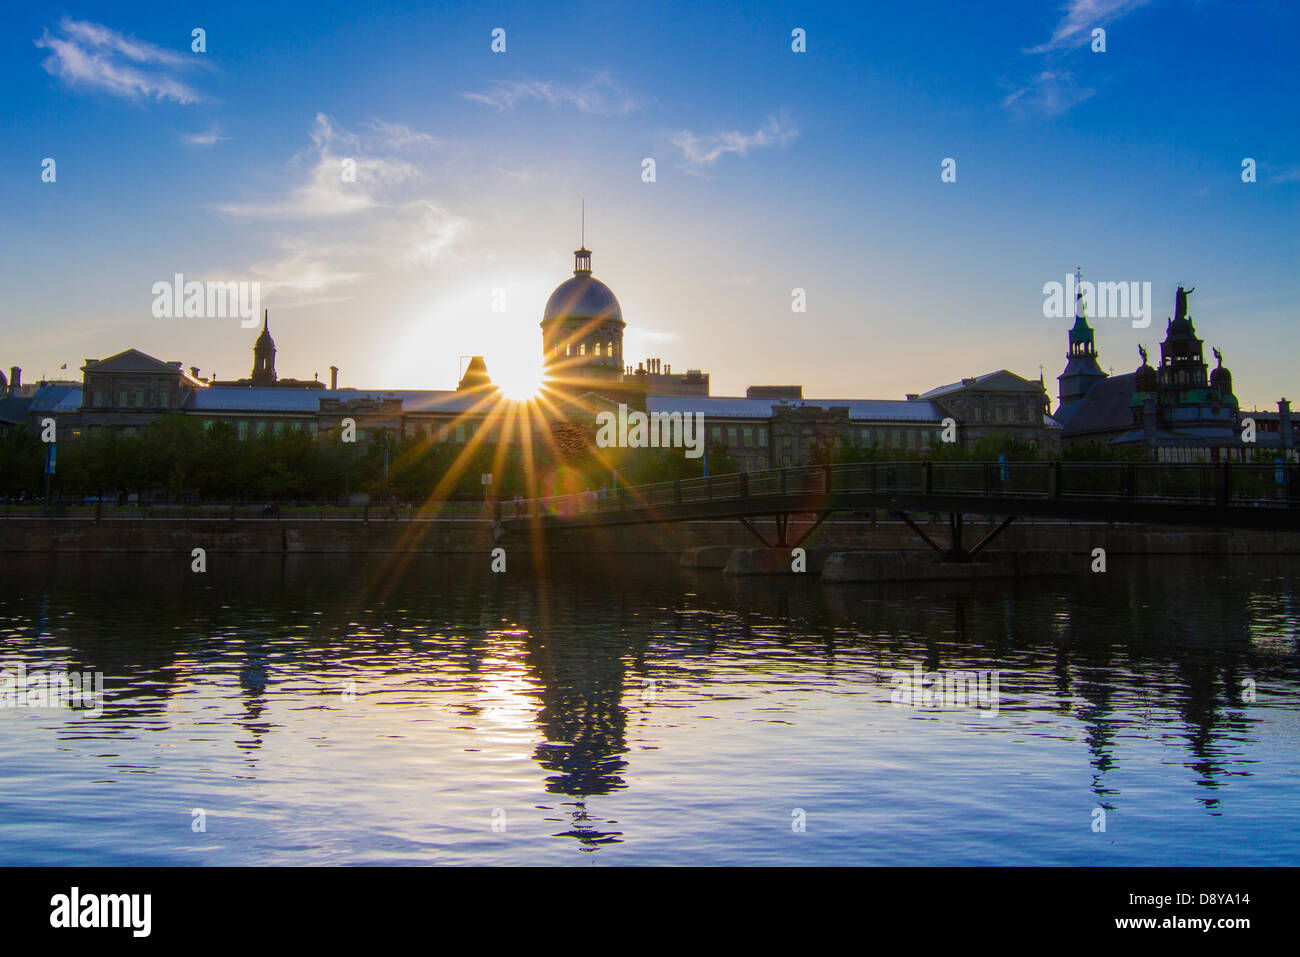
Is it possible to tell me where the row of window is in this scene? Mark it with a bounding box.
[708,425,940,450]
[90,389,171,409]
[554,340,620,360]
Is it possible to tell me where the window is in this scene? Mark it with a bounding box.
[727,426,738,447]
[92,390,104,406]
[238,421,249,440]
[742,427,753,446]
[565,344,571,357]
[594,342,601,357]
[712,427,723,443]
[758,430,767,447]
[607,341,613,358]
[580,343,586,356]
[118,390,127,407]
[455,424,466,442]
[255,421,266,437]
[135,391,145,407]
[273,421,284,435]
[159,393,170,408]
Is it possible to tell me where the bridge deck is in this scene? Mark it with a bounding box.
[501,461,1300,533]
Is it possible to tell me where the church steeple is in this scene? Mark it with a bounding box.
[1055,267,1108,425]
[1067,267,1097,359]
[251,309,277,386]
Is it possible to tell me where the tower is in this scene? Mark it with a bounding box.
[251,309,276,387]
[1055,268,1108,424]
[1156,286,1207,392]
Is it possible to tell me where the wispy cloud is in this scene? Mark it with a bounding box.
[672,115,799,173]
[35,17,205,104]
[461,73,640,114]
[217,113,426,219]
[1271,166,1300,184]
[1028,0,1152,54]
[1002,71,1095,115]
[213,114,466,301]
[1005,1,1150,116]
[182,124,229,147]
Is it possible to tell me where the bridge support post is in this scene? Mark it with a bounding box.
[1216,462,1231,506]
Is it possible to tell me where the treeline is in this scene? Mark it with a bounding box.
[12,415,1273,504]
[0,414,742,503]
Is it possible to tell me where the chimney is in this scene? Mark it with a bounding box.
[330,366,339,390]
[190,366,200,379]
[1280,398,1293,450]
[8,367,19,395]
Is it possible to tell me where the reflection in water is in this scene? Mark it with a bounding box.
[0,551,1298,865]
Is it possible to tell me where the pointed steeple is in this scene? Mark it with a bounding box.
[251,309,277,386]
[1067,267,1097,358]
[1055,267,1107,424]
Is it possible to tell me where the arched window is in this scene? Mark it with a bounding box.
[607,341,613,359]
[580,343,586,356]
[565,344,571,357]
[594,342,602,357]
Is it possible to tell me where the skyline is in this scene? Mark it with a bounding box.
[3,1,1298,409]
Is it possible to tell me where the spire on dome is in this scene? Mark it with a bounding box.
[573,200,592,274]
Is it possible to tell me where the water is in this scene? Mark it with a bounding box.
[1,551,1298,865]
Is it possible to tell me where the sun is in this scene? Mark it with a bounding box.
[492,353,544,401]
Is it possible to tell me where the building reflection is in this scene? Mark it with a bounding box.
[2,550,1297,844]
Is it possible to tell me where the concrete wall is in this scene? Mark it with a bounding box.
[3,516,1300,556]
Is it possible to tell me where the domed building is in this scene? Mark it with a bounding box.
[540,246,625,384]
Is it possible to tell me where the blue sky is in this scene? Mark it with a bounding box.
[2,0,1297,407]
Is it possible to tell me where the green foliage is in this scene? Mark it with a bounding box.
[0,427,43,497]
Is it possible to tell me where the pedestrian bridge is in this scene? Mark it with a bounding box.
[502,460,1300,559]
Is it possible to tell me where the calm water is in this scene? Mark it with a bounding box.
[0,550,1298,865]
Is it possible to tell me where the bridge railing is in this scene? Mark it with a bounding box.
[506,460,1297,520]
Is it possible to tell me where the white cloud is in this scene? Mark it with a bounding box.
[182,124,229,147]
[462,73,640,114]
[1002,71,1095,115]
[213,114,467,304]
[1004,1,1150,115]
[35,17,205,104]
[1028,0,1152,54]
[216,113,425,219]
[672,115,799,172]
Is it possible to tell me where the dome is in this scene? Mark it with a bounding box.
[543,275,623,325]
[541,247,624,327]
[1135,362,1157,393]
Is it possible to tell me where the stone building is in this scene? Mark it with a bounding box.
[1055,284,1295,461]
